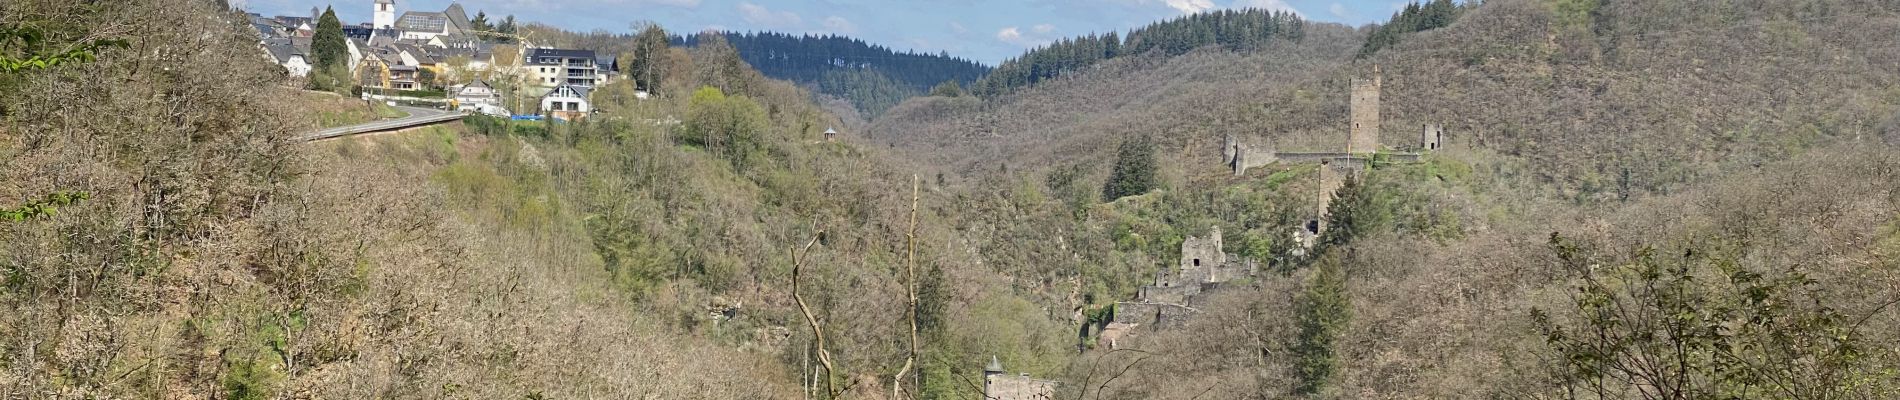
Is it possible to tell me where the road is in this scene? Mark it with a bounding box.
[297,105,465,142]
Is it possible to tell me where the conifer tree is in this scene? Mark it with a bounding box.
[1292,250,1351,396]
[311,7,347,71]
[1102,136,1158,201]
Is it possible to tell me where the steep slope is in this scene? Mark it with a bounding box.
[678,31,991,116]
[862,0,1900,397]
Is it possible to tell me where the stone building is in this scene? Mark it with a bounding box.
[1115,227,1258,327]
[984,356,1058,400]
[1224,133,1275,176]
[1421,123,1443,151]
[1348,67,1382,154]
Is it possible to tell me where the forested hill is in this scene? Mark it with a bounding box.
[677,31,990,115]
[972,8,1307,96]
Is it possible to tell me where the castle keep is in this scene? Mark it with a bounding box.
[1348,68,1382,154]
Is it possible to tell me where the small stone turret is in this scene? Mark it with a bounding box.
[1420,124,1442,151]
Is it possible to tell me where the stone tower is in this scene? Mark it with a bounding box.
[1348,66,1382,154]
[373,0,397,29]
[1179,226,1225,275]
[1421,123,1443,151]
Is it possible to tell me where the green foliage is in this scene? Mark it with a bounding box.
[497,15,518,42]
[1293,251,1351,396]
[1533,233,1900,398]
[680,31,988,104]
[2,191,89,221]
[928,80,965,97]
[1547,0,1607,31]
[311,7,347,71]
[1359,0,1463,57]
[681,86,769,171]
[305,64,351,94]
[1102,136,1159,201]
[0,26,126,73]
[1315,175,1388,254]
[629,24,671,93]
[813,68,918,116]
[415,68,437,88]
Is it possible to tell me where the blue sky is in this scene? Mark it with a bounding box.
[240,0,1416,64]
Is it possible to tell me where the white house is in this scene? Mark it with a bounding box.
[525,48,601,89]
[539,84,591,120]
[454,79,500,106]
[262,40,311,77]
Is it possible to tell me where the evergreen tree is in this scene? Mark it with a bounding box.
[1358,0,1465,57]
[1292,250,1351,396]
[1102,136,1159,201]
[498,15,518,43]
[311,7,347,71]
[977,9,1305,96]
[1315,174,1387,255]
[471,11,490,32]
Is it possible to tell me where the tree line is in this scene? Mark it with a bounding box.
[675,31,991,114]
[974,8,1306,96]
[1358,0,1465,57]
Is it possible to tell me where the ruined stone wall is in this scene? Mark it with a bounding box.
[1206,256,1257,283]
[1421,124,1443,151]
[1349,76,1382,153]
[1179,227,1226,274]
[1136,283,1197,305]
[986,373,1059,400]
[1113,301,1200,327]
[1226,134,1276,176]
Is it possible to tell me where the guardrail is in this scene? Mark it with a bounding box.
[297,110,466,141]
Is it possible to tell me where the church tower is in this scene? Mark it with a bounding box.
[373,0,397,29]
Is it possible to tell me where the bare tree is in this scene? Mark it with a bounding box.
[893,175,921,399]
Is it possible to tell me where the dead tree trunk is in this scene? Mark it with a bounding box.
[893,175,921,399]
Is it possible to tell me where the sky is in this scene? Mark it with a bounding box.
[240,0,1418,65]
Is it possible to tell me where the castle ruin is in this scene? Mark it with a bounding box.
[1114,227,1258,329]
[1420,123,1443,151]
[1225,133,1276,176]
[1348,67,1382,154]
[984,356,1058,400]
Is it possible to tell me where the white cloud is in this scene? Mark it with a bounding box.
[737,2,802,28]
[996,27,1023,42]
[822,16,857,34]
[1329,3,1351,18]
[1230,0,1303,16]
[950,21,969,34]
[1164,0,1217,13]
[997,25,1060,48]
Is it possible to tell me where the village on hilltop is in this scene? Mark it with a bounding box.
[252,0,615,120]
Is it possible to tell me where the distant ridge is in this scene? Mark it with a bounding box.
[678,31,991,115]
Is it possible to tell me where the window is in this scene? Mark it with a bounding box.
[1192,259,1201,267]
